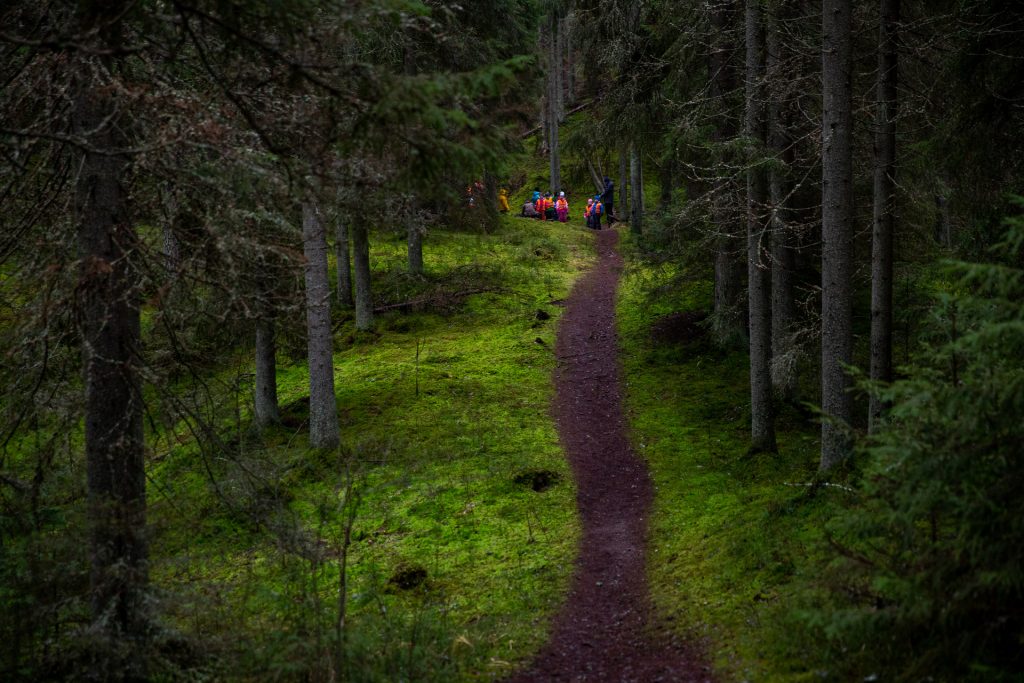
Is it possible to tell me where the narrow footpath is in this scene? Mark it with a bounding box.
[509,229,711,682]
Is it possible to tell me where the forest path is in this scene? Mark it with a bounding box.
[508,228,710,682]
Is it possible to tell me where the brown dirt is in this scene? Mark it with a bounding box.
[507,229,711,682]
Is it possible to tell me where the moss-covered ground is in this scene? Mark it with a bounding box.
[144,215,593,680]
[616,232,844,682]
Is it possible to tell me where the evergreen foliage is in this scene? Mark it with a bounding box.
[815,204,1024,680]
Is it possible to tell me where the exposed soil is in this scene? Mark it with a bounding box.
[507,229,711,682]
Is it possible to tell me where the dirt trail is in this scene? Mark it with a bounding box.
[508,228,710,683]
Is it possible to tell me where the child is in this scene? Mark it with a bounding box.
[591,195,603,229]
[498,188,510,213]
[544,192,557,221]
[555,191,569,222]
[584,197,594,227]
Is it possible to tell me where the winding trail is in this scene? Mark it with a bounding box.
[509,228,710,682]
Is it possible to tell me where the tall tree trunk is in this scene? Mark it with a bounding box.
[556,14,566,121]
[565,13,575,106]
[302,201,340,450]
[72,6,149,669]
[746,0,777,453]
[161,184,180,275]
[352,219,373,332]
[254,317,280,427]
[768,1,799,401]
[407,213,424,276]
[820,0,855,470]
[629,141,644,233]
[335,217,353,307]
[619,144,628,221]
[658,156,674,212]
[710,0,744,344]
[548,12,562,193]
[869,0,899,433]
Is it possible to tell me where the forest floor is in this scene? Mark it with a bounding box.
[509,226,711,682]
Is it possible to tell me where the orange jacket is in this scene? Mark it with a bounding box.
[556,198,568,211]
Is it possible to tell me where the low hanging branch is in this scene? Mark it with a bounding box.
[520,100,592,139]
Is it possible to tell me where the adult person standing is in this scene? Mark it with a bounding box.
[600,177,615,224]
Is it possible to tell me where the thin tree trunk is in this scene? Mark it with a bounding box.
[72,7,149,668]
[407,213,424,276]
[710,0,744,344]
[161,184,180,275]
[768,1,799,401]
[869,0,899,433]
[565,13,575,106]
[556,14,566,120]
[254,317,280,427]
[335,217,353,307]
[619,145,628,221]
[352,219,373,332]
[302,201,340,450]
[746,0,777,453]
[548,12,561,193]
[658,156,674,212]
[820,0,855,470]
[630,141,643,233]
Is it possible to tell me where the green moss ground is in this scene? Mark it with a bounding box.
[145,216,594,680]
[616,234,842,682]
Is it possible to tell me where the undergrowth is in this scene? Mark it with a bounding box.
[1,215,594,681]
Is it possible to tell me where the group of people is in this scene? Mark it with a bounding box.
[517,177,615,230]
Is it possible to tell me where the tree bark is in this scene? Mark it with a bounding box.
[869,0,899,433]
[565,12,576,106]
[548,11,562,193]
[820,0,855,470]
[768,0,799,401]
[619,144,628,221]
[407,213,424,276]
[254,317,280,427]
[658,156,674,212]
[72,4,149,667]
[352,219,373,332]
[746,0,777,453]
[335,217,353,307]
[302,201,340,450]
[630,141,644,233]
[709,0,745,344]
[161,184,180,275]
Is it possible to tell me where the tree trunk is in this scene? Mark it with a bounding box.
[335,217,353,307]
[548,12,562,193]
[407,213,424,276]
[72,8,149,668]
[746,0,776,453]
[820,0,855,470]
[709,0,744,344]
[658,156,674,212]
[619,144,628,221]
[556,14,566,121]
[352,219,373,332]
[161,184,180,275]
[254,317,280,427]
[869,0,899,433]
[768,0,799,401]
[302,201,340,450]
[629,141,644,233]
[565,13,575,106]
